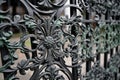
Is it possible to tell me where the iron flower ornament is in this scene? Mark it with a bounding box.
[0,0,120,80]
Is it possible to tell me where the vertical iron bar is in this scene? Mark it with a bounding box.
[0,46,12,80]
[70,0,78,80]
[116,46,119,53]
[110,48,113,57]
[28,29,37,58]
[85,10,91,73]
[31,37,37,58]
[12,0,17,18]
[104,9,109,69]
[96,53,100,61]
[7,0,10,9]
[115,72,117,80]
[113,8,119,80]
[86,59,91,72]
[104,52,108,68]
[25,0,37,58]
[114,46,119,80]
[70,0,77,36]
[27,3,38,79]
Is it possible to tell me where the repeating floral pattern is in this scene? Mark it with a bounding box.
[0,0,120,80]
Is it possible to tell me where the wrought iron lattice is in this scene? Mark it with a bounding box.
[0,0,120,80]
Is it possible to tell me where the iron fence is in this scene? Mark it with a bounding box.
[0,0,120,80]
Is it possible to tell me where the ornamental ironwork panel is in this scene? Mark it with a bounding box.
[0,0,120,80]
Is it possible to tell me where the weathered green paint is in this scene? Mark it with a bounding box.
[0,0,120,80]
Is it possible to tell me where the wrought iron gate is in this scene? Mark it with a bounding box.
[0,0,120,80]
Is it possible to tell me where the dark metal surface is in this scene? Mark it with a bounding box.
[0,0,120,80]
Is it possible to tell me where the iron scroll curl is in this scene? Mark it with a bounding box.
[0,0,120,80]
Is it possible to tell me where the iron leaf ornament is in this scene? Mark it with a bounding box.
[0,0,120,80]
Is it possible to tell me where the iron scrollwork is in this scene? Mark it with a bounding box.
[78,0,120,15]
[0,0,120,80]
